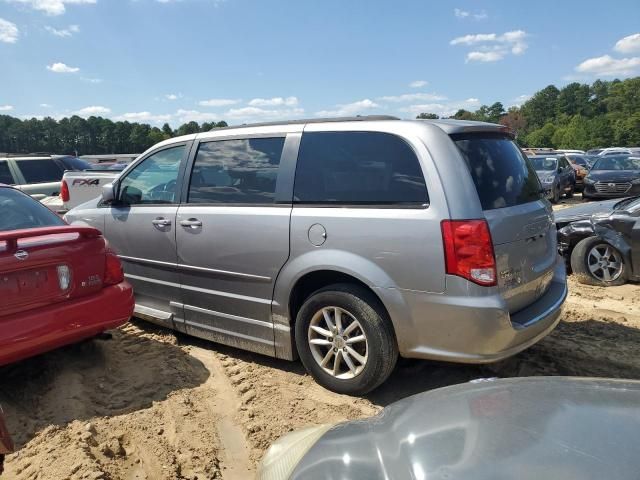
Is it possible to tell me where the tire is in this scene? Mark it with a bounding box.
[570,237,627,286]
[294,283,398,395]
[550,184,560,204]
[565,183,575,198]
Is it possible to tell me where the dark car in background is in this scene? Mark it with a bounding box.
[555,195,640,286]
[258,377,640,480]
[530,155,576,203]
[582,155,640,199]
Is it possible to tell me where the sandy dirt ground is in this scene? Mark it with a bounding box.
[2,194,639,479]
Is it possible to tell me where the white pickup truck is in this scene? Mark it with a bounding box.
[58,169,124,212]
[42,169,123,213]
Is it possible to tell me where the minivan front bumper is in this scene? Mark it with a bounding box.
[380,256,567,363]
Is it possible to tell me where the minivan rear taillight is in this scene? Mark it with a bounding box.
[60,180,70,202]
[441,220,497,286]
[103,249,124,286]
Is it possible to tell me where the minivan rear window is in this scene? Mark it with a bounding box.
[452,133,541,210]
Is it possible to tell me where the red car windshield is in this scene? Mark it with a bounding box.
[0,188,65,232]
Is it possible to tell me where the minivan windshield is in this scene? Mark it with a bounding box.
[452,133,542,210]
[530,157,558,171]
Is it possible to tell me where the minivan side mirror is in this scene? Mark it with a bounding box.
[102,183,115,203]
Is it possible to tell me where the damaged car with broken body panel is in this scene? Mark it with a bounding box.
[555,196,640,286]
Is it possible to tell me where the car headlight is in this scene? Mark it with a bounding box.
[257,425,333,480]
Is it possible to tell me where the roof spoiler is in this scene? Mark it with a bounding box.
[0,226,101,253]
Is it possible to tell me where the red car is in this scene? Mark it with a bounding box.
[0,407,12,475]
[0,185,134,366]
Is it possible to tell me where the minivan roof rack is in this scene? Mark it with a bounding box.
[211,115,400,131]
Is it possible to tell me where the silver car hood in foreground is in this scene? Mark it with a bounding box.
[260,377,640,480]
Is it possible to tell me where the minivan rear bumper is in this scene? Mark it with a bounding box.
[383,256,567,363]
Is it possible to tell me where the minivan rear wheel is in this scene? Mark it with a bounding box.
[295,284,397,395]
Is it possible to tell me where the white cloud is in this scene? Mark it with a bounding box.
[403,98,481,118]
[0,18,18,43]
[114,111,172,123]
[450,33,497,45]
[45,24,79,37]
[40,103,52,108]
[315,99,379,117]
[47,61,79,73]
[0,105,14,111]
[7,0,96,16]
[614,33,640,54]
[247,96,298,107]
[451,30,528,62]
[466,51,504,62]
[198,98,240,107]
[409,80,428,88]
[454,8,487,20]
[165,93,182,101]
[175,109,220,123]
[512,94,531,106]
[378,93,447,103]
[81,77,102,83]
[73,105,110,116]
[223,106,304,122]
[575,54,640,77]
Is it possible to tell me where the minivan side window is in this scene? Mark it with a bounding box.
[293,132,429,206]
[187,137,285,204]
[0,161,14,185]
[118,145,184,205]
[17,159,65,183]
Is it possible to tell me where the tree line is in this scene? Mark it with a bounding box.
[1,76,638,154]
[418,76,640,150]
[0,116,228,155]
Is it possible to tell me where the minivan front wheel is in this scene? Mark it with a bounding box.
[295,284,397,395]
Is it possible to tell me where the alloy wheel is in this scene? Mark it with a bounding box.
[307,306,369,379]
[587,244,623,282]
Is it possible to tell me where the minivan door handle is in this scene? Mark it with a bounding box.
[180,218,202,228]
[152,217,172,227]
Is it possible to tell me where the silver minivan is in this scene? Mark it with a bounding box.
[65,116,567,394]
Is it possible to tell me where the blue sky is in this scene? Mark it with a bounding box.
[1,0,639,126]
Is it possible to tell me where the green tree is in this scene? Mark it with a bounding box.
[521,85,560,130]
[416,113,439,119]
[451,109,475,120]
[524,123,556,147]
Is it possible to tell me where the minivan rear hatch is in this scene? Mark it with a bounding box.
[452,132,557,315]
